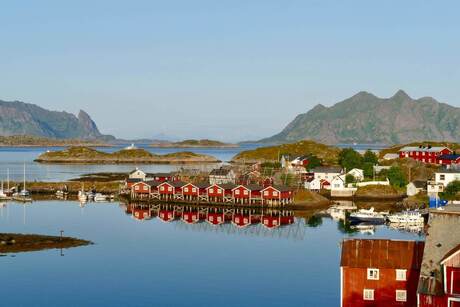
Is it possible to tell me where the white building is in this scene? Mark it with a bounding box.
[330,175,357,197]
[406,180,426,196]
[209,167,236,185]
[434,169,460,187]
[311,166,343,182]
[346,168,364,182]
[129,168,146,180]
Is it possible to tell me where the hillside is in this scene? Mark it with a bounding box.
[231,140,340,164]
[379,141,460,158]
[0,135,109,147]
[35,146,220,164]
[0,99,114,140]
[151,139,238,148]
[260,90,460,145]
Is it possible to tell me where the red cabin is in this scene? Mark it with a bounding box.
[158,182,175,195]
[260,185,293,205]
[131,181,152,196]
[206,184,225,200]
[399,146,453,164]
[341,239,425,307]
[126,178,142,189]
[437,154,460,166]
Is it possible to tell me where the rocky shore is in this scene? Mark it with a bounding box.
[0,233,91,254]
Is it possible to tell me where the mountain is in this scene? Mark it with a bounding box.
[260,90,460,145]
[0,99,114,140]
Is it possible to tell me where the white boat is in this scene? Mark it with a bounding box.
[0,180,10,200]
[94,193,108,202]
[349,207,386,224]
[78,190,88,202]
[13,164,32,202]
[387,210,424,224]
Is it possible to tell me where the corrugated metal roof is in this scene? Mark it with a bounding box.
[399,146,449,153]
[341,239,424,270]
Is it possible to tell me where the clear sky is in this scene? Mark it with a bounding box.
[1,1,459,141]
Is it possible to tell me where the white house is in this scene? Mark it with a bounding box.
[434,169,460,187]
[311,166,343,182]
[209,167,236,185]
[346,168,364,182]
[305,178,330,191]
[331,175,346,190]
[427,181,444,194]
[330,175,357,197]
[406,180,426,196]
[129,168,146,180]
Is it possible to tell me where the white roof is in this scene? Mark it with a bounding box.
[399,146,449,153]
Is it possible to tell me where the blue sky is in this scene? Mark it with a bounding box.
[0,1,459,141]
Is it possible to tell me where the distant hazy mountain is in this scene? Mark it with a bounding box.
[260,90,460,145]
[0,99,114,140]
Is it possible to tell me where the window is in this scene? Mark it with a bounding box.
[263,191,269,196]
[192,188,196,193]
[143,186,148,191]
[168,187,172,192]
[243,190,248,195]
[135,185,139,190]
[160,186,164,191]
[273,191,278,196]
[209,188,213,193]
[184,187,189,192]
[440,174,445,180]
[363,289,374,301]
[396,290,407,302]
[396,269,406,281]
[235,190,240,195]
[367,268,379,280]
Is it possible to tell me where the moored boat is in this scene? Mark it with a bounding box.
[386,210,424,224]
[349,207,386,225]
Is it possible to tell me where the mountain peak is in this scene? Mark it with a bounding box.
[391,89,411,100]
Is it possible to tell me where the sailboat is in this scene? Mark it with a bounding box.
[13,164,32,202]
[0,180,10,200]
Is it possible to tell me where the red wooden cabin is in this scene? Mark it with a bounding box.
[437,154,460,166]
[341,239,424,307]
[399,146,452,164]
[182,183,200,200]
[206,184,225,201]
[260,185,293,205]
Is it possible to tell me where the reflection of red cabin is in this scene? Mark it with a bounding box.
[159,210,175,222]
[207,212,225,225]
[132,207,151,220]
[261,215,293,228]
[341,239,424,307]
[182,211,199,224]
[232,214,251,228]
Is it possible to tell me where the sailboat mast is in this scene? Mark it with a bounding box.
[7,168,9,191]
[23,163,26,191]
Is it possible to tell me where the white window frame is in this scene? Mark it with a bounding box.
[263,191,269,196]
[396,269,407,281]
[363,289,374,301]
[273,191,279,196]
[192,188,197,193]
[367,268,379,280]
[243,190,249,195]
[395,290,407,302]
[184,187,189,192]
[168,186,172,192]
[235,190,240,195]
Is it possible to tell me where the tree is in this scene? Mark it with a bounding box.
[363,150,378,164]
[307,155,322,170]
[345,174,356,184]
[387,166,407,188]
[363,162,374,178]
[440,180,460,199]
[338,148,363,171]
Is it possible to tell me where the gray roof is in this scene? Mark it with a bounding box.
[411,180,426,189]
[417,211,460,295]
[399,146,450,153]
[311,166,342,173]
[210,168,233,176]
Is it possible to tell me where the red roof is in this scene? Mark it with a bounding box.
[341,239,425,270]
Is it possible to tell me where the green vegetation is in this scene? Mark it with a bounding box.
[363,150,378,164]
[355,184,401,198]
[440,180,460,200]
[307,155,322,170]
[345,174,356,184]
[35,146,219,164]
[232,140,340,165]
[338,148,363,171]
[260,161,281,169]
[379,141,460,159]
[387,166,407,188]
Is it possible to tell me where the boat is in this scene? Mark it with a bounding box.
[94,193,108,202]
[349,207,386,224]
[12,164,32,202]
[351,224,376,235]
[386,210,424,224]
[0,180,10,200]
[78,189,88,202]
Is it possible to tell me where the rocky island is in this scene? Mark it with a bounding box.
[34,146,220,164]
[0,233,91,254]
[151,139,238,148]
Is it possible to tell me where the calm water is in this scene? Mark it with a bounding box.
[0,200,422,307]
[0,144,260,182]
